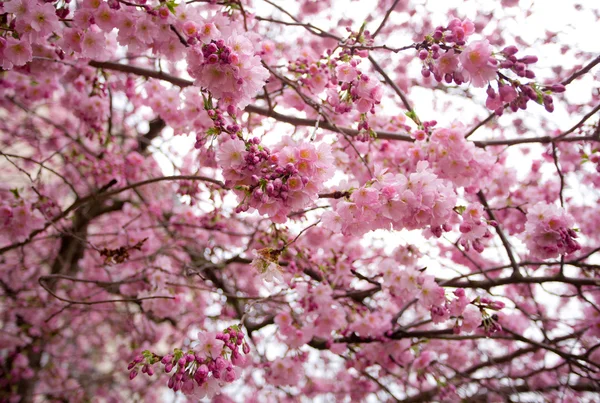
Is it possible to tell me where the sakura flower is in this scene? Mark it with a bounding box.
[336,62,358,82]
[3,37,32,67]
[216,137,246,169]
[436,49,459,76]
[81,30,107,59]
[265,356,304,387]
[321,210,343,233]
[93,3,118,31]
[194,331,225,359]
[29,2,61,35]
[3,0,36,18]
[413,350,435,371]
[460,40,498,87]
[523,202,581,259]
[461,305,482,333]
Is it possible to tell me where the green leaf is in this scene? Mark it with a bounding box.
[454,205,466,214]
[10,188,20,199]
[166,0,178,14]
[207,127,220,136]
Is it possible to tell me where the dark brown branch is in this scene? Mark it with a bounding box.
[39,276,173,305]
[561,55,600,86]
[372,0,402,38]
[439,274,600,289]
[477,191,521,277]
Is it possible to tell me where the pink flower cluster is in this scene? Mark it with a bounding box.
[329,62,383,115]
[1,1,268,109]
[323,162,457,236]
[419,18,498,87]
[523,202,581,259]
[438,293,504,337]
[264,354,307,387]
[288,56,330,95]
[484,46,563,114]
[459,40,499,88]
[274,284,348,347]
[129,327,249,399]
[1,0,60,68]
[187,34,269,109]
[408,125,494,188]
[458,203,493,253]
[380,260,504,335]
[351,311,392,338]
[0,353,35,390]
[419,19,563,114]
[217,136,334,223]
[0,198,45,244]
[380,260,445,308]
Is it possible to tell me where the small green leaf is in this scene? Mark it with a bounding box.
[207,127,220,136]
[166,0,178,14]
[454,205,466,214]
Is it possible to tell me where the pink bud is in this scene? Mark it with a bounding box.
[502,45,518,56]
[520,55,538,64]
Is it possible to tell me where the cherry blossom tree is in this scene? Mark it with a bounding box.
[1,0,600,401]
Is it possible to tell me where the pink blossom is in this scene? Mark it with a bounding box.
[194,332,225,358]
[461,305,482,333]
[460,40,498,87]
[413,350,434,371]
[3,37,32,67]
[216,137,246,170]
[523,202,581,259]
[336,63,357,82]
[81,30,107,59]
[29,2,61,35]
[436,49,459,75]
[3,0,36,17]
[93,3,118,31]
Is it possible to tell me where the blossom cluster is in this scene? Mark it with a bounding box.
[380,260,445,307]
[0,196,45,244]
[264,354,307,387]
[187,35,269,109]
[457,203,493,253]
[282,28,382,139]
[418,17,564,115]
[484,46,565,114]
[380,259,505,335]
[217,136,334,223]
[419,18,497,87]
[322,162,457,236]
[274,283,349,347]
[128,327,249,399]
[523,202,581,259]
[0,1,267,110]
[407,124,495,188]
[330,61,383,115]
